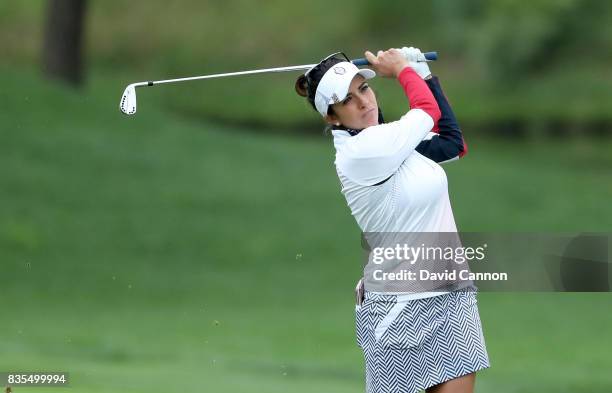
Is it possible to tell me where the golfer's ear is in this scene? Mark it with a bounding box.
[324,113,339,126]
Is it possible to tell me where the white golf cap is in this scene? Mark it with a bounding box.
[314,61,376,116]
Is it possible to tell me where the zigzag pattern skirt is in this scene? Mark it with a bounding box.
[356,290,490,393]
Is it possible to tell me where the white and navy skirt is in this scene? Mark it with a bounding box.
[355,290,490,393]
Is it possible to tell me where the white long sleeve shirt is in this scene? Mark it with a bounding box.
[333,108,470,299]
[332,108,457,234]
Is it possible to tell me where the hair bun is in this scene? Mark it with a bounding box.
[295,75,309,97]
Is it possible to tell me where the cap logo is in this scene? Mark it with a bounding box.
[333,66,346,75]
[331,93,340,103]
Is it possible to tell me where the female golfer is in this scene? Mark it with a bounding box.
[295,48,489,393]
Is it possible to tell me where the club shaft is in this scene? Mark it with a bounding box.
[136,64,317,87]
[133,51,438,88]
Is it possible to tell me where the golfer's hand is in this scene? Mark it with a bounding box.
[365,48,409,78]
[401,47,432,80]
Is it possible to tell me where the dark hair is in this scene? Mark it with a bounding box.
[294,57,345,116]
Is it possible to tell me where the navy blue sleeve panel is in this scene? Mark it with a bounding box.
[415,76,467,163]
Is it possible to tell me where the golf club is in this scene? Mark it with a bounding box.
[119,51,437,115]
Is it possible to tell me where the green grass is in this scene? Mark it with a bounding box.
[1,67,612,392]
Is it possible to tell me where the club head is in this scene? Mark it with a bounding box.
[120,84,137,115]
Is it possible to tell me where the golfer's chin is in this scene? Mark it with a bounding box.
[340,110,380,130]
[345,111,379,130]
[363,109,379,128]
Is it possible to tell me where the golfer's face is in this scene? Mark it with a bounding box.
[332,75,378,129]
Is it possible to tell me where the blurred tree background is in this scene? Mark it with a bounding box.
[42,0,88,86]
[1,1,611,393]
[1,0,611,132]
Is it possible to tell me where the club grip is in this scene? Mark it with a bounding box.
[352,51,437,66]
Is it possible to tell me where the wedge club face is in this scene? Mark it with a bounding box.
[120,84,137,115]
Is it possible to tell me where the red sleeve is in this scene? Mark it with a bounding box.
[459,137,468,157]
[396,67,441,125]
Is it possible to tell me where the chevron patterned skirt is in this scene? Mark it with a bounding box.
[355,290,490,393]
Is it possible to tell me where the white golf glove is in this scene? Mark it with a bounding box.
[400,46,431,79]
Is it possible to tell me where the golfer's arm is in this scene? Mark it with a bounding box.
[415,76,467,164]
[336,110,434,186]
[397,67,441,123]
[335,69,440,186]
